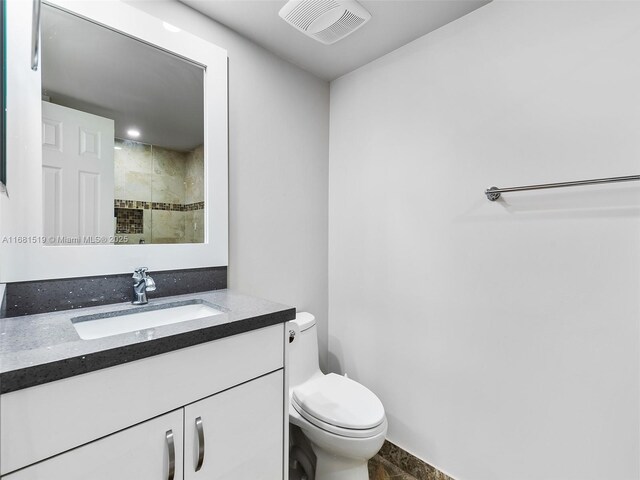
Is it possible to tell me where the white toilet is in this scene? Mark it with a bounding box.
[288,312,387,480]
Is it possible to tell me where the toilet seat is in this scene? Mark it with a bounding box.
[292,373,386,439]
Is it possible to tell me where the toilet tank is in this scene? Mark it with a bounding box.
[288,312,321,390]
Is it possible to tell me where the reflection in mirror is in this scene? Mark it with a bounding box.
[41,4,205,245]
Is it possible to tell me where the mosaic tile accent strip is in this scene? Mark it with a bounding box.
[369,441,455,480]
[114,199,204,212]
[115,207,143,234]
[115,199,151,209]
[184,201,205,211]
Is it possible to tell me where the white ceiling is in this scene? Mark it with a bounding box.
[180,0,491,81]
[41,4,204,151]
[39,1,490,149]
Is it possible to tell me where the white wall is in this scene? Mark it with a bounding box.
[328,2,640,480]
[127,1,331,366]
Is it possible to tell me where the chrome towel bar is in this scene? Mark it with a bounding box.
[485,174,640,201]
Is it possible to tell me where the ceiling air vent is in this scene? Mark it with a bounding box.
[279,0,371,45]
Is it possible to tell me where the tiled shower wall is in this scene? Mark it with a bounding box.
[114,139,205,244]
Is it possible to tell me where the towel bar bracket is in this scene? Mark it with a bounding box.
[486,187,501,201]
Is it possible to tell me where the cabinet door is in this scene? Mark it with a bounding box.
[4,410,183,480]
[184,370,284,480]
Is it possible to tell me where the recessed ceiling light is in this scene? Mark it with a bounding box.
[162,22,181,33]
[127,129,140,138]
[114,146,122,150]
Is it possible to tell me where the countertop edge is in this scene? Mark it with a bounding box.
[0,307,296,395]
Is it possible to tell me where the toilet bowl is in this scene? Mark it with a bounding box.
[288,312,387,480]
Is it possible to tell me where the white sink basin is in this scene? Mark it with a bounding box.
[72,301,224,340]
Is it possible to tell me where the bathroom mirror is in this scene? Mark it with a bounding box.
[0,0,228,281]
[41,4,205,245]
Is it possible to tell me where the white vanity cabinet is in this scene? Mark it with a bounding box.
[4,410,185,480]
[5,371,284,480]
[0,324,287,479]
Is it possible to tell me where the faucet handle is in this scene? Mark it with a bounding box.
[133,267,149,280]
[144,276,157,292]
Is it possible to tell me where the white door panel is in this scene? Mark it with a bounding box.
[41,101,114,243]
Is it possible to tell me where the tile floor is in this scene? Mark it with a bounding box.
[290,440,454,480]
[368,441,455,480]
[369,453,418,479]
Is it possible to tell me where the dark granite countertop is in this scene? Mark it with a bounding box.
[0,290,295,394]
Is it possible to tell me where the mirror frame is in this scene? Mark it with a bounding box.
[1,0,6,188]
[0,0,228,282]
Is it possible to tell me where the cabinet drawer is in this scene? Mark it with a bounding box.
[1,324,284,475]
[4,410,184,480]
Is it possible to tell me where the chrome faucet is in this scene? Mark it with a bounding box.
[132,267,156,305]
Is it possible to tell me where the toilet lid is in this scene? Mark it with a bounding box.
[292,373,385,430]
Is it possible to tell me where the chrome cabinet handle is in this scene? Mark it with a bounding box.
[166,430,176,480]
[31,0,42,71]
[195,416,205,472]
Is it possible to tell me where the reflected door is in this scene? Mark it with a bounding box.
[42,101,114,243]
